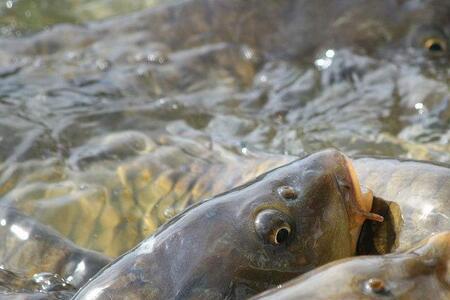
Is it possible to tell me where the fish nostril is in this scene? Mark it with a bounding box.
[277,185,298,200]
[363,278,387,294]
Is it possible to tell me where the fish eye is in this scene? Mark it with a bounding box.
[409,25,448,56]
[254,209,293,246]
[423,37,447,54]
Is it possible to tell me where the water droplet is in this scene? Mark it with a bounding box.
[96,59,110,71]
[314,49,335,70]
[241,45,257,62]
[79,184,87,190]
[325,49,335,58]
[163,207,176,219]
[414,102,428,115]
[6,1,13,9]
[314,58,332,70]
[259,74,268,83]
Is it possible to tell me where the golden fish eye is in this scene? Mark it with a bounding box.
[423,37,447,54]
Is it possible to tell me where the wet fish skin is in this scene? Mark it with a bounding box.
[72,150,370,299]
[354,157,450,251]
[0,207,111,290]
[251,230,450,300]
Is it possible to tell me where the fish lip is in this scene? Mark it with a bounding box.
[343,156,370,214]
[343,155,384,222]
[340,155,383,251]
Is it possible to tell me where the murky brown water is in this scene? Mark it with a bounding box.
[0,0,448,264]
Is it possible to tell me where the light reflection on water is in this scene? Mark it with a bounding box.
[10,223,29,240]
[314,49,335,70]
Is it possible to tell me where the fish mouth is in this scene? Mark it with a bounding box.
[342,156,384,251]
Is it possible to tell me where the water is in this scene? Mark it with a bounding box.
[0,0,448,267]
[0,0,169,37]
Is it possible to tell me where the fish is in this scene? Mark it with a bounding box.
[0,134,293,257]
[0,206,111,292]
[72,149,379,299]
[3,133,449,258]
[0,0,447,258]
[251,230,450,300]
[353,157,450,252]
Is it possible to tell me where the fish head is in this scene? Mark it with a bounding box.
[226,149,381,290]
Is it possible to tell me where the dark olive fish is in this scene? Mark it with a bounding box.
[0,207,111,291]
[252,231,450,300]
[72,150,379,299]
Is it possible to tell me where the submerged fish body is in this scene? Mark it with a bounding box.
[0,134,294,257]
[72,150,375,299]
[0,207,111,293]
[2,133,449,257]
[252,231,450,300]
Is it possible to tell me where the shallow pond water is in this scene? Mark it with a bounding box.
[0,0,448,258]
